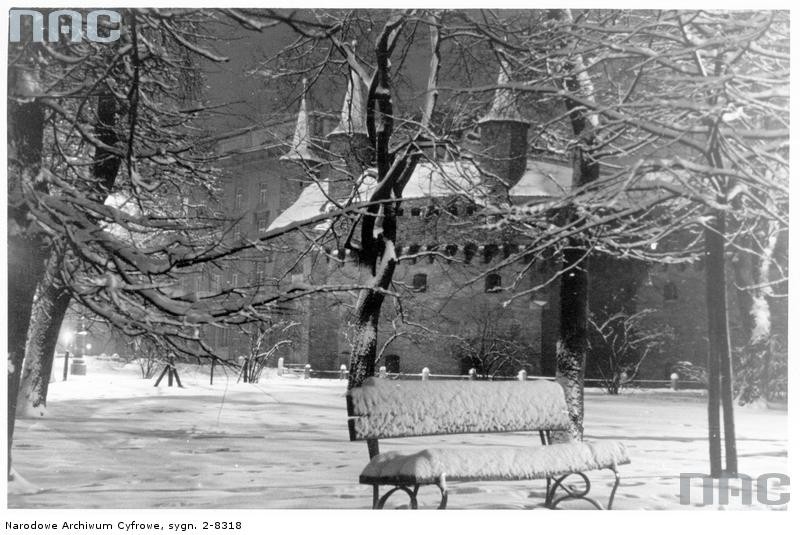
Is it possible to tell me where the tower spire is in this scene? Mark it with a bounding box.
[328,62,368,137]
[281,78,320,163]
[478,59,528,125]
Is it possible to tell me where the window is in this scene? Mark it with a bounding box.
[482,244,498,264]
[220,327,230,346]
[485,273,502,293]
[407,244,420,265]
[259,182,269,205]
[211,273,221,290]
[412,273,428,292]
[663,281,679,301]
[463,242,477,264]
[257,211,271,233]
[231,272,240,288]
[234,187,244,210]
[253,262,265,285]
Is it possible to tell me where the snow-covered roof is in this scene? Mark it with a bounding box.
[267,158,573,232]
[510,159,572,198]
[268,180,332,232]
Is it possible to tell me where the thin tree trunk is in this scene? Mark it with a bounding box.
[753,222,779,401]
[704,212,734,476]
[16,252,71,418]
[731,226,778,405]
[556,241,589,439]
[346,14,421,399]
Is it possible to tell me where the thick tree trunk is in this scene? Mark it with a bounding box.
[7,66,47,478]
[15,92,121,418]
[704,211,736,476]
[16,252,71,418]
[346,17,409,398]
[7,237,48,477]
[347,243,397,390]
[554,142,598,440]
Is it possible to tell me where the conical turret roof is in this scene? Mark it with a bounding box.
[478,60,529,125]
[328,69,368,137]
[281,79,320,163]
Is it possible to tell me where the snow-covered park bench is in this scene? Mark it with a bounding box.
[346,378,630,509]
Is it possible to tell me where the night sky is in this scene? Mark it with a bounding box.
[199,10,496,135]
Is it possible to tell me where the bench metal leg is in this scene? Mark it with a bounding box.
[544,469,621,510]
[607,468,621,510]
[436,474,448,509]
[545,472,603,510]
[373,477,447,509]
[375,485,419,509]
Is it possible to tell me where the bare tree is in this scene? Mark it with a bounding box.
[450,305,535,379]
[238,321,296,383]
[588,309,674,394]
[432,9,786,467]
[502,9,788,474]
[7,8,379,478]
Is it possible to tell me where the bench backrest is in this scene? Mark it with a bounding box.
[346,378,571,441]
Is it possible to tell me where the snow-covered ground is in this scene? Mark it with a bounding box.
[7,356,788,510]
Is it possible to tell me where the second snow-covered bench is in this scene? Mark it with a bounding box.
[346,377,630,509]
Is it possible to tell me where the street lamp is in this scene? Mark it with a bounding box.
[70,317,88,375]
[61,329,73,381]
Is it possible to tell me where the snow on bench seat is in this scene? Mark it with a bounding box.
[359,441,630,485]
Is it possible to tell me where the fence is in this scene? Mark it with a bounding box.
[282,364,705,390]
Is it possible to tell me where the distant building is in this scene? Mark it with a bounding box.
[208,68,747,381]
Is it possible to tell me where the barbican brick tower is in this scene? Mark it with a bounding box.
[477,62,531,196]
